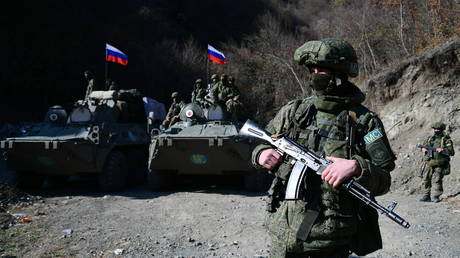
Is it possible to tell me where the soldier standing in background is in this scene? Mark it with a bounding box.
[84,70,97,100]
[191,79,208,108]
[162,92,185,129]
[252,38,395,257]
[419,122,455,203]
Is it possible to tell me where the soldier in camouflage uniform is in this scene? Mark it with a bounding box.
[84,70,98,100]
[208,73,220,92]
[419,122,454,203]
[206,74,243,119]
[226,76,246,121]
[162,92,185,129]
[191,78,208,108]
[252,38,396,257]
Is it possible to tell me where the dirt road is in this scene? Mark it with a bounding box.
[1,174,460,258]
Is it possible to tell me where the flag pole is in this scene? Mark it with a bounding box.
[206,53,209,90]
[105,44,108,90]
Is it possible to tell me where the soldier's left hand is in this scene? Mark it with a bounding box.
[436,148,444,152]
[321,157,362,188]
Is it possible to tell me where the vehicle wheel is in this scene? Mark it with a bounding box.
[147,169,174,191]
[244,170,271,192]
[16,171,45,189]
[98,151,128,192]
[125,150,148,186]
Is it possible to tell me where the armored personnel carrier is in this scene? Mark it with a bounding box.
[147,103,269,191]
[1,90,149,191]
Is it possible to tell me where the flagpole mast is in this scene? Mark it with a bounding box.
[206,53,209,90]
[105,44,108,90]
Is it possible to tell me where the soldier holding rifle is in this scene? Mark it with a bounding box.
[418,122,454,203]
[251,38,397,257]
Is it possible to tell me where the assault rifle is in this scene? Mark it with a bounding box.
[240,120,410,229]
[416,144,450,158]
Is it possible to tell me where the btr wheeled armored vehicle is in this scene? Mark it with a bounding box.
[147,103,269,191]
[1,90,149,191]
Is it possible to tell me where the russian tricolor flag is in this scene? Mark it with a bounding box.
[106,43,128,66]
[207,45,228,64]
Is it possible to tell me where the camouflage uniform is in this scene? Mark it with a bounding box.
[208,73,220,92]
[108,81,119,91]
[84,70,98,100]
[207,74,243,119]
[251,39,395,257]
[191,79,208,108]
[226,76,247,121]
[162,92,185,128]
[420,122,454,202]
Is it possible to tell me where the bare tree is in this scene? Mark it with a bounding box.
[399,0,411,56]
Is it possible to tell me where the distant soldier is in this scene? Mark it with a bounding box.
[419,122,455,203]
[162,92,185,129]
[84,70,98,100]
[108,80,119,91]
[228,75,235,86]
[206,74,241,108]
[208,73,220,92]
[105,78,119,91]
[226,76,246,120]
[191,79,208,108]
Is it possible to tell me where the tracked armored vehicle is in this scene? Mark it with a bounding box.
[1,90,149,191]
[147,103,269,191]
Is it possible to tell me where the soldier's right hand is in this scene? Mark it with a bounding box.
[422,148,428,153]
[258,149,283,170]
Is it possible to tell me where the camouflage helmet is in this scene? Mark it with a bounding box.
[220,74,228,81]
[293,38,359,77]
[195,78,203,84]
[211,74,219,80]
[171,92,180,99]
[432,122,446,130]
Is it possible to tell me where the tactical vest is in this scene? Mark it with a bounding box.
[426,134,451,167]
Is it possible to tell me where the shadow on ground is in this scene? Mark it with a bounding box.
[8,174,268,201]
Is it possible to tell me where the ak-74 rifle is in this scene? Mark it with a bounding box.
[416,144,451,158]
[240,120,410,229]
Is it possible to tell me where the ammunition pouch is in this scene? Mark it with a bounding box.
[427,158,449,168]
[266,177,285,213]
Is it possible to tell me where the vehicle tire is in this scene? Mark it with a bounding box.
[98,151,128,192]
[147,169,174,191]
[16,171,45,189]
[244,170,271,192]
[125,150,148,186]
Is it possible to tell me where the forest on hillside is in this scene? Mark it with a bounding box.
[1,0,458,123]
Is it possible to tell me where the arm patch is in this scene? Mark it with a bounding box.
[364,129,383,144]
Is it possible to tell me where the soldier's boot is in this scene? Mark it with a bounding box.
[432,196,441,203]
[419,195,431,202]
